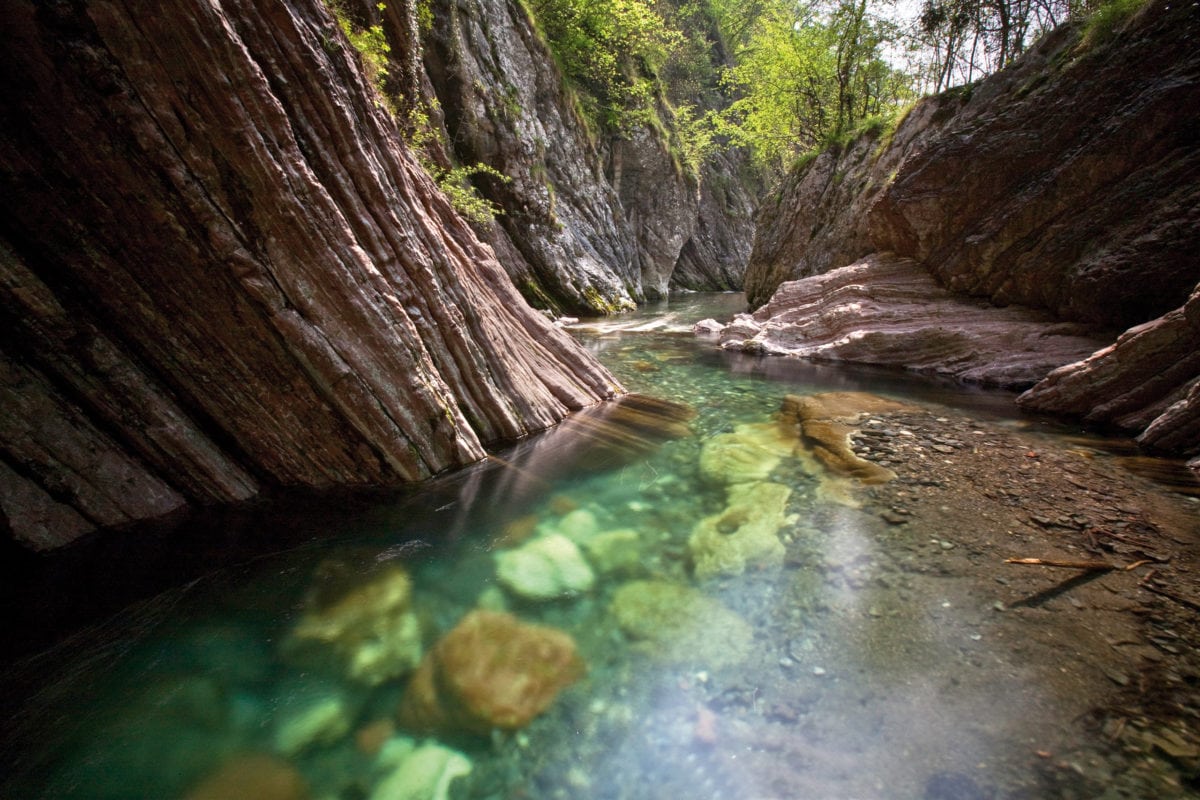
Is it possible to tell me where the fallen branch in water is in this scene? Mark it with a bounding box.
[1005,557,1116,571]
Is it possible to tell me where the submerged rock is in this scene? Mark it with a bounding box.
[271,676,359,756]
[397,610,584,735]
[699,421,798,485]
[282,564,422,686]
[580,528,644,576]
[689,481,792,579]
[183,753,310,800]
[369,741,472,800]
[495,533,596,601]
[609,580,754,668]
[783,392,915,484]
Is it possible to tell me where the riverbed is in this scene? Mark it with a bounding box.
[2,293,1197,799]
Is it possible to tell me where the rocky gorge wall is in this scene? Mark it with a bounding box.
[729,0,1200,465]
[406,0,758,312]
[0,0,622,549]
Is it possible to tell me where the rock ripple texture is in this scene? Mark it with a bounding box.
[0,0,620,548]
[736,0,1199,462]
[714,255,1109,388]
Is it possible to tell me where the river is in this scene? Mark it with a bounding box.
[2,293,1197,799]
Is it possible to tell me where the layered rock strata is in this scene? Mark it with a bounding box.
[413,0,759,311]
[709,255,1111,388]
[732,0,1199,461]
[0,0,620,548]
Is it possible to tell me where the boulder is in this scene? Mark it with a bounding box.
[184,754,310,800]
[688,481,791,579]
[282,563,422,686]
[369,742,472,800]
[783,392,915,484]
[609,580,754,668]
[271,676,358,756]
[698,421,797,485]
[397,610,584,735]
[495,533,596,600]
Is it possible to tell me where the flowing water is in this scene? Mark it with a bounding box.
[2,294,1197,800]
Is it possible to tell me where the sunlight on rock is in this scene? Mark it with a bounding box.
[369,741,472,800]
[398,610,584,735]
[689,481,791,578]
[495,533,596,600]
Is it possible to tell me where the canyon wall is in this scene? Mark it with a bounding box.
[410,0,758,312]
[0,0,621,549]
[736,0,1199,462]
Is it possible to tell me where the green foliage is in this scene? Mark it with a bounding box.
[331,2,391,100]
[525,0,685,132]
[716,0,914,174]
[403,101,511,224]
[1081,0,1146,47]
[435,163,511,225]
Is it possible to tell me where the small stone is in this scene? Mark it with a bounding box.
[992,601,1006,612]
[939,540,955,550]
[881,510,909,525]
[495,534,595,600]
[779,657,796,668]
[812,666,827,676]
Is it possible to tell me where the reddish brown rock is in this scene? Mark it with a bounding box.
[1019,285,1200,462]
[0,0,619,548]
[718,255,1109,389]
[184,754,309,800]
[397,609,584,735]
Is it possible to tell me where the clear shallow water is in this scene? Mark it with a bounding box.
[2,293,1196,799]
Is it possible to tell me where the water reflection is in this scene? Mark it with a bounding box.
[1,293,1195,799]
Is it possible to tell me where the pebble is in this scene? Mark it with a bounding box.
[940,540,955,550]
[812,666,827,677]
[779,657,795,669]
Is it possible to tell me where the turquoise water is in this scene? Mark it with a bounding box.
[1,294,1195,799]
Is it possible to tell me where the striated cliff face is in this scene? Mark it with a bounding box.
[733,0,1199,462]
[412,0,759,312]
[0,0,621,549]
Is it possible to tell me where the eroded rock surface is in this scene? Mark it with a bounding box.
[397,610,583,735]
[728,0,1199,459]
[713,255,1110,388]
[0,0,620,547]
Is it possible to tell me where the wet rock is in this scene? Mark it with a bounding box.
[580,528,644,575]
[183,753,310,800]
[369,741,472,800]
[610,580,754,669]
[397,610,584,735]
[272,676,359,756]
[693,318,726,335]
[689,481,791,579]
[282,564,422,686]
[699,421,797,485]
[495,533,596,600]
[784,392,914,483]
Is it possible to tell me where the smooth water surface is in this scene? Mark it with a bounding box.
[2,294,1195,800]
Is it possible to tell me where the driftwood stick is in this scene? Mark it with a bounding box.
[1005,557,1116,571]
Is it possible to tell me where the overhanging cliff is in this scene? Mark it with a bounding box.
[0,0,621,549]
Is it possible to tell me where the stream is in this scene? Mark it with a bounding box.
[2,293,1197,800]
